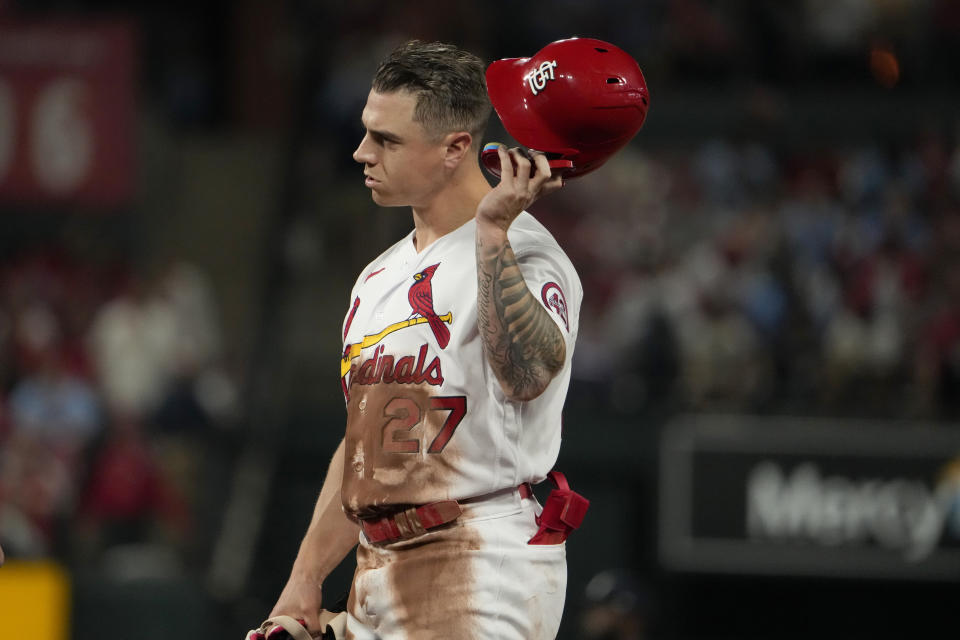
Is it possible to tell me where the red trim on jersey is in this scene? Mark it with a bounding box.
[343,296,360,340]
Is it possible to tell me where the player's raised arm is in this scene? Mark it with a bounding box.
[475,146,565,402]
[269,438,359,633]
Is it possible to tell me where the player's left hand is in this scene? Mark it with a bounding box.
[269,573,324,635]
[476,145,564,232]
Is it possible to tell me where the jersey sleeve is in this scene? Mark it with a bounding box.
[514,242,583,348]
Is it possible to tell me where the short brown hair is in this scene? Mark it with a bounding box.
[372,40,491,146]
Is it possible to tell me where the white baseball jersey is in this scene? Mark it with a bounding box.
[339,211,581,519]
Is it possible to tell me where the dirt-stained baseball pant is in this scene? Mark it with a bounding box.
[345,490,566,639]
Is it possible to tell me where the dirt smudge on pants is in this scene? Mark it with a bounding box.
[354,524,483,639]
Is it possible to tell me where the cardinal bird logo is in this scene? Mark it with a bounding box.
[408,263,451,349]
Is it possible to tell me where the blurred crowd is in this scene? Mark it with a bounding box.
[557,132,960,422]
[0,250,237,570]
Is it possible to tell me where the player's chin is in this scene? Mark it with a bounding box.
[370,190,406,207]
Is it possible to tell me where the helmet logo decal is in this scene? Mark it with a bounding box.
[524,60,557,96]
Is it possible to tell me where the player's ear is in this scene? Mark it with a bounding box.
[442,131,473,168]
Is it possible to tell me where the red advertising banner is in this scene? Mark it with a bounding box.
[0,19,136,209]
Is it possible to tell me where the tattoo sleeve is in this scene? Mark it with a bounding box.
[476,231,566,401]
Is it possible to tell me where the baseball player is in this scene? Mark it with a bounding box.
[266,38,647,640]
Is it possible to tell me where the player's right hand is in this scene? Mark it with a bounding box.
[476,145,564,233]
[270,574,324,634]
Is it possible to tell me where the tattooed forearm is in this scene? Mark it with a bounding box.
[477,235,566,401]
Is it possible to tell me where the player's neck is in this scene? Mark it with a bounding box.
[410,161,490,253]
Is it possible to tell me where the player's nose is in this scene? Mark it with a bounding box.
[353,134,376,165]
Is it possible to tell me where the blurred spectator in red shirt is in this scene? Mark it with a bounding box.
[74,415,190,560]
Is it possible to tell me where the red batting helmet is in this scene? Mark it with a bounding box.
[484,37,649,179]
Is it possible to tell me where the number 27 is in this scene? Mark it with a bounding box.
[381,395,466,454]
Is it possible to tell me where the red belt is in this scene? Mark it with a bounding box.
[360,501,463,543]
[360,483,535,544]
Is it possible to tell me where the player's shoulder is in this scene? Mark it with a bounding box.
[509,211,555,240]
[509,212,575,264]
